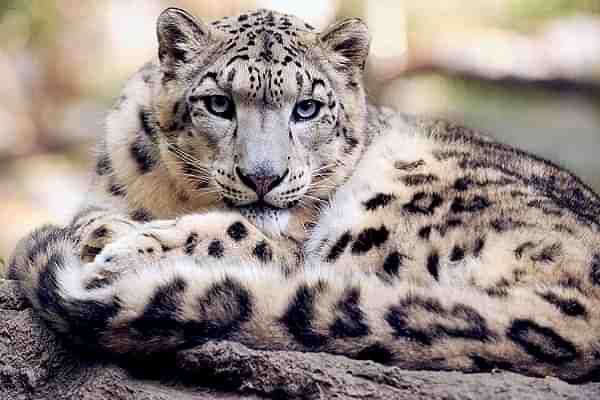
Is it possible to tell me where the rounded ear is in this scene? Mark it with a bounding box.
[319,18,370,70]
[156,8,214,66]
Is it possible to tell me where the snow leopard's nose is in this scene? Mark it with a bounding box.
[236,167,288,198]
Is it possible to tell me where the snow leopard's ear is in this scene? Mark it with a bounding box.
[156,8,216,67]
[319,18,370,71]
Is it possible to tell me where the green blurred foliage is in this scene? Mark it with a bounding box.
[0,0,58,49]
[508,0,600,20]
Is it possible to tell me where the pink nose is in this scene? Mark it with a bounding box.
[236,167,285,198]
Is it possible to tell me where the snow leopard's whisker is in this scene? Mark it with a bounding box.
[178,173,212,183]
[311,163,337,175]
[166,145,212,172]
[192,189,222,199]
[297,198,321,215]
[300,194,328,209]
[162,160,213,182]
[307,180,336,190]
[162,160,211,174]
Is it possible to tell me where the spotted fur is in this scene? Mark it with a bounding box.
[8,8,600,383]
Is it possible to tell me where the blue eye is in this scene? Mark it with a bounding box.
[203,95,234,119]
[293,100,322,121]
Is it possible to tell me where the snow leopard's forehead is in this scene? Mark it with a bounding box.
[188,10,329,108]
[210,9,316,68]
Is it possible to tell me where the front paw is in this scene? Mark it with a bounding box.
[94,230,167,267]
[75,215,141,263]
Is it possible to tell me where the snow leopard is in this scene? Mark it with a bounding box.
[9,7,600,383]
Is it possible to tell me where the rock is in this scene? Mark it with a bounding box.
[1,279,598,400]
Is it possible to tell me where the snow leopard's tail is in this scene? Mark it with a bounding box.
[9,224,600,383]
[8,224,121,345]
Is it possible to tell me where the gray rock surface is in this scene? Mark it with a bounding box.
[2,279,599,400]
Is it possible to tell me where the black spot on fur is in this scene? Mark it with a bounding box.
[451,196,491,213]
[91,226,109,239]
[450,246,465,262]
[453,177,474,192]
[473,237,486,257]
[470,355,513,372]
[108,180,127,197]
[558,274,584,292]
[403,174,438,186]
[426,252,440,281]
[385,298,439,345]
[485,286,509,297]
[96,153,112,176]
[364,193,395,211]
[227,222,248,241]
[531,243,562,263]
[326,231,352,262]
[253,240,272,262]
[436,219,463,236]
[227,68,236,83]
[131,277,186,339]
[131,208,153,222]
[139,108,157,139]
[226,54,250,67]
[130,135,156,174]
[403,192,443,215]
[330,287,370,338]
[351,226,389,254]
[491,218,528,233]
[84,273,118,290]
[82,245,102,259]
[185,233,199,255]
[590,254,600,286]
[70,206,104,230]
[208,240,224,258]
[527,199,564,217]
[394,159,425,171]
[453,176,515,192]
[295,71,304,87]
[280,284,328,348]
[513,269,526,283]
[553,224,574,235]
[515,241,536,259]
[539,292,587,318]
[356,343,393,363]
[185,277,253,343]
[447,304,493,341]
[382,251,406,277]
[386,296,493,345]
[507,319,578,364]
[418,226,432,240]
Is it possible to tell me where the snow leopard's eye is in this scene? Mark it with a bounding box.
[293,100,322,121]
[203,95,235,119]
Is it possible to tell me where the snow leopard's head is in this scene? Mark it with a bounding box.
[155,8,370,226]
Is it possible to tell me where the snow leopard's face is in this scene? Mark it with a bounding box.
[156,8,369,226]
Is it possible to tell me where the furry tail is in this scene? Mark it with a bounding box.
[9,226,600,382]
[8,225,121,345]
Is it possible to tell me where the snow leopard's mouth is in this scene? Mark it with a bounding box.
[234,200,285,216]
[230,200,291,234]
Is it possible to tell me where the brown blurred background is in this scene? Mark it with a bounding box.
[1,0,600,266]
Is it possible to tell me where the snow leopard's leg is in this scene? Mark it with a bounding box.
[92,211,300,277]
[11,236,600,382]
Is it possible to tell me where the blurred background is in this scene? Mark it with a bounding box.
[1,0,599,266]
